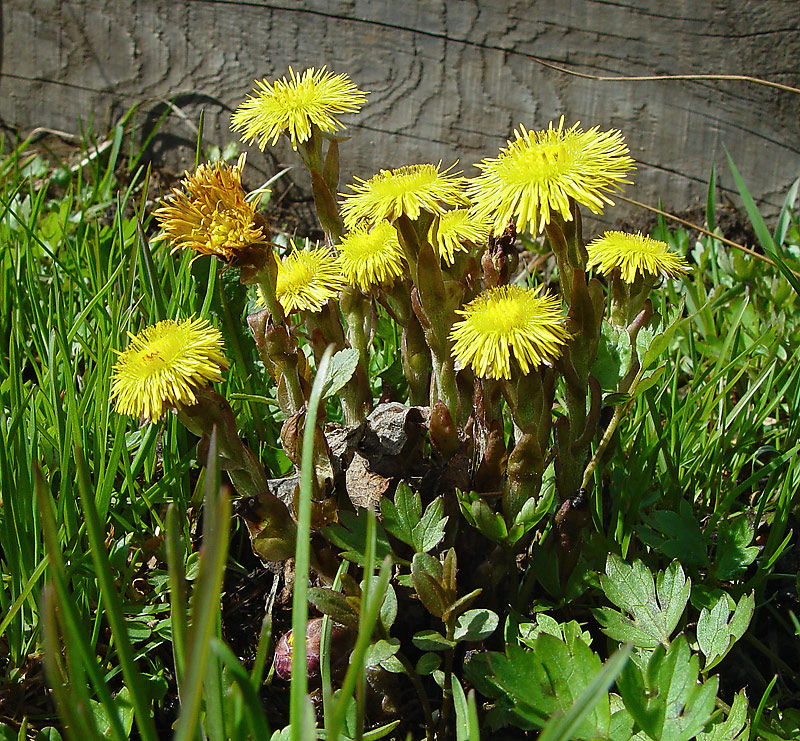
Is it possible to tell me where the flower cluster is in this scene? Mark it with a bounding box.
[111,65,692,572]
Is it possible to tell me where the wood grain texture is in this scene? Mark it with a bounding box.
[1,0,798,224]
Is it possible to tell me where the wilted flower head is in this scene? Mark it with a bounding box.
[272,245,345,313]
[340,163,468,228]
[336,220,406,291]
[450,285,569,380]
[468,118,634,235]
[154,155,266,263]
[231,66,367,151]
[586,231,689,283]
[110,318,229,422]
[430,209,491,265]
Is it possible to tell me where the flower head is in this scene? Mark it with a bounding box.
[231,66,368,151]
[273,245,345,313]
[430,209,491,265]
[340,163,468,228]
[468,118,634,235]
[336,220,406,291]
[586,231,689,283]
[111,318,229,422]
[155,155,266,263]
[450,285,569,379]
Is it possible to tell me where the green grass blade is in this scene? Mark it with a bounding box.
[290,344,335,740]
[165,504,189,698]
[35,465,128,740]
[726,151,800,296]
[173,427,232,741]
[74,445,158,741]
[0,555,48,641]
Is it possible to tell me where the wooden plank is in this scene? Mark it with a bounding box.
[1,0,798,223]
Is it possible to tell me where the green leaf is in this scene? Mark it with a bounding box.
[454,608,499,642]
[519,615,593,650]
[415,652,441,675]
[592,323,632,390]
[696,689,749,740]
[637,501,707,566]
[641,302,686,372]
[697,592,754,671]
[617,635,718,741]
[307,587,360,630]
[364,638,400,668]
[412,630,456,652]
[711,517,759,581]
[320,348,360,400]
[470,498,508,543]
[380,482,421,547]
[411,552,447,617]
[596,556,690,648]
[378,582,398,631]
[411,496,448,552]
[322,510,394,565]
[466,635,612,737]
[539,644,632,741]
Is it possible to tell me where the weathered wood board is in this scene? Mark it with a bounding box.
[2,0,798,226]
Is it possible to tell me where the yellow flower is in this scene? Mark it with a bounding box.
[231,66,367,151]
[467,118,635,235]
[586,231,689,283]
[450,285,569,380]
[273,245,345,313]
[154,155,265,263]
[110,318,229,423]
[335,220,406,291]
[340,163,468,228]
[430,209,491,265]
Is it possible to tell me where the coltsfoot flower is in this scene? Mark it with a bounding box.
[430,209,491,265]
[586,231,689,283]
[155,155,266,263]
[273,245,346,313]
[110,318,229,422]
[231,66,368,151]
[340,163,468,228]
[468,118,635,235]
[450,285,569,379]
[336,220,406,290]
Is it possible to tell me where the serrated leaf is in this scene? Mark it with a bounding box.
[465,635,611,737]
[712,517,759,581]
[618,635,718,741]
[596,556,690,648]
[637,501,707,566]
[322,509,394,565]
[381,482,421,547]
[454,608,499,642]
[698,592,754,671]
[412,630,456,652]
[412,496,448,552]
[696,689,749,740]
[320,348,360,400]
